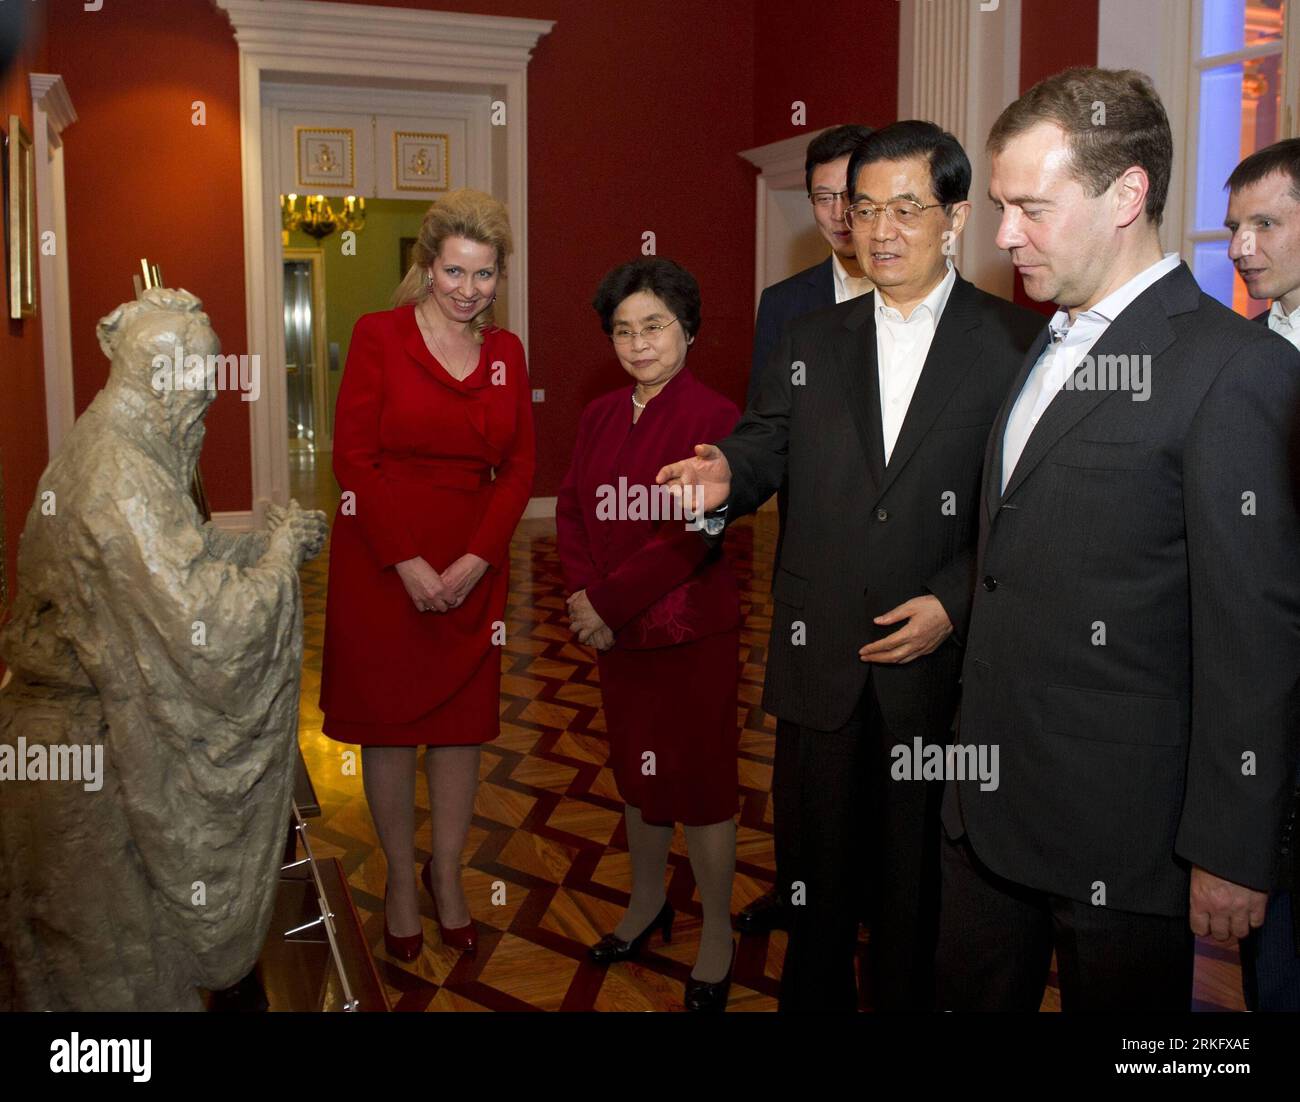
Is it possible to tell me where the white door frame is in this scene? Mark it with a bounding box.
[29,74,77,457]
[740,129,829,315]
[212,0,553,526]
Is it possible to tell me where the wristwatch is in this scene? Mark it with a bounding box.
[700,502,728,536]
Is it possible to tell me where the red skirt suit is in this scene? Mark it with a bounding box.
[320,305,535,745]
[555,366,742,826]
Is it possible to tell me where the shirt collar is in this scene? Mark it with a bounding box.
[1268,299,1300,330]
[832,252,872,298]
[1049,252,1181,336]
[875,259,957,324]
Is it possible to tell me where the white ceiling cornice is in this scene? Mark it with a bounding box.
[212,0,554,69]
[29,74,77,133]
[739,128,828,177]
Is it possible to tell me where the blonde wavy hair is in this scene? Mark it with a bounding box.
[393,188,513,343]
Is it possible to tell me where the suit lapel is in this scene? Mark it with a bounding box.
[810,255,835,306]
[874,277,981,503]
[984,324,1050,524]
[837,293,886,493]
[999,287,1178,504]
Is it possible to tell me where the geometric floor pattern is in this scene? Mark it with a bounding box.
[289,453,1245,1012]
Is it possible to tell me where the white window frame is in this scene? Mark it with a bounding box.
[1181,0,1298,291]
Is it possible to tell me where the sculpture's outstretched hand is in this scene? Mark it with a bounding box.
[654,443,731,517]
[266,500,328,567]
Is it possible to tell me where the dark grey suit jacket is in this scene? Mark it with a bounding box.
[1255,304,1300,898]
[945,263,1300,916]
[747,257,835,408]
[717,273,1043,737]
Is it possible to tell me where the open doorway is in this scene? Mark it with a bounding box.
[268,79,499,516]
[214,0,553,528]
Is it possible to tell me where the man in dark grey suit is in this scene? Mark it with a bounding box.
[1225,136,1300,1012]
[660,122,1042,1010]
[938,68,1300,1011]
[739,123,874,937]
[746,125,875,408]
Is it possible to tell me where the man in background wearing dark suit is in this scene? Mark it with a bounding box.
[738,123,875,937]
[938,68,1300,1012]
[661,122,1042,1009]
[746,124,876,407]
[1225,137,1300,1012]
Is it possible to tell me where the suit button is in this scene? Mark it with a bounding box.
[983,576,998,591]
[876,508,888,521]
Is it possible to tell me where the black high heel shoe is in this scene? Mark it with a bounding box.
[684,941,736,1012]
[588,901,674,964]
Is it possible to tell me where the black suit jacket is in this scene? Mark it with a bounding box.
[747,257,836,408]
[1255,304,1300,899]
[716,273,1043,736]
[945,263,1300,916]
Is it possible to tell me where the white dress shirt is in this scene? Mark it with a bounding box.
[1267,299,1300,353]
[876,260,957,463]
[832,252,874,304]
[1000,252,1181,492]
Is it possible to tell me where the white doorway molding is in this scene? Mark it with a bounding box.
[29,73,77,457]
[212,0,552,523]
[896,0,1022,298]
[739,129,831,315]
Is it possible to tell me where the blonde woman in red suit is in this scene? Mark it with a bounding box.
[320,189,535,962]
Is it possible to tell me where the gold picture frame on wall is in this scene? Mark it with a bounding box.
[295,126,355,191]
[7,114,36,320]
[393,131,449,192]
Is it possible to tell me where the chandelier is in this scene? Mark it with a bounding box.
[280,193,366,240]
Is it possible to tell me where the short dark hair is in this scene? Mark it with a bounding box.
[1226,137,1300,201]
[592,258,702,339]
[988,67,1172,226]
[805,124,875,195]
[846,120,971,209]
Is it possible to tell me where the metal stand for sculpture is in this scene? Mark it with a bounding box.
[281,802,360,1012]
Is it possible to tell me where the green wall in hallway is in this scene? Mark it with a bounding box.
[286,197,431,442]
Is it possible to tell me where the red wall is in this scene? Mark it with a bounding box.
[752,0,901,146]
[43,0,762,507]
[17,2,1103,520]
[1021,0,1100,93]
[46,0,253,512]
[1012,0,1100,314]
[1,4,50,629]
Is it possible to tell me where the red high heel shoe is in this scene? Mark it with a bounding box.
[383,888,423,962]
[422,859,478,954]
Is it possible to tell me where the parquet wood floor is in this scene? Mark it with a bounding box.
[289,454,1245,1012]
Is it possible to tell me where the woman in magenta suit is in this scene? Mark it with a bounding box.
[320,189,534,962]
[556,258,742,1011]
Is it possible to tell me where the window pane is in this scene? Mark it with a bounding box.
[1202,0,1286,56]
[1193,241,1236,308]
[1245,0,1286,46]
[1203,0,1245,55]
[1196,63,1244,230]
[1194,55,1284,231]
[1243,52,1285,148]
